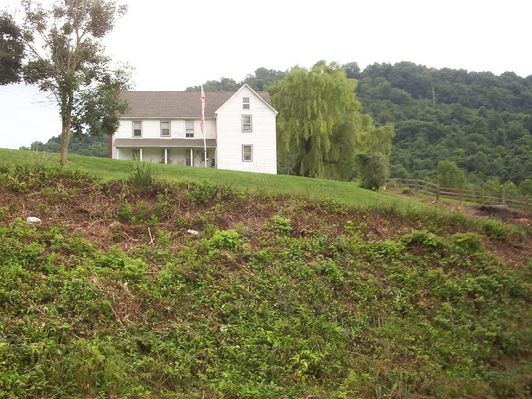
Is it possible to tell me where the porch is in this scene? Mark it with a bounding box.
[116,147,216,167]
[113,138,217,168]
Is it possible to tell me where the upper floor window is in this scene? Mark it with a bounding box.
[242,144,253,162]
[241,115,252,133]
[132,121,142,137]
[186,120,194,137]
[243,97,250,110]
[160,120,170,136]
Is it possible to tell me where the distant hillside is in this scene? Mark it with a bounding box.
[20,134,108,158]
[352,62,532,184]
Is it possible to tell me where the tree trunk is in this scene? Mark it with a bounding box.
[59,94,74,168]
[60,117,71,168]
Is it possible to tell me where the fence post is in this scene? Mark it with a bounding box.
[436,184,440,201]
[501,188,507,207]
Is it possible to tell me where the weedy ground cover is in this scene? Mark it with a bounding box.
[0,160,530,398]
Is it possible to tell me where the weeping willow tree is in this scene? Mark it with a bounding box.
[270,61,366,179]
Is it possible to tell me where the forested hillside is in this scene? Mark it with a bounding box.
[21,134,108,158]
[350,62,532,185]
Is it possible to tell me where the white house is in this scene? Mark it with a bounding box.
[110,84,278,174]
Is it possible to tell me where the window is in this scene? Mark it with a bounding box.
[186,120,194,137]
[132,121,142,137]
[242,144,253,162]
[243,97,250,110]
[160,120,170,136]
[241,115,252,133]
[132,149,141,160]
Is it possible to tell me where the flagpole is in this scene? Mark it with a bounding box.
[201,86,207,168]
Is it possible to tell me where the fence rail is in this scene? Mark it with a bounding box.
[386,178,531,213]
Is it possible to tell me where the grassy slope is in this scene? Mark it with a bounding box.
[0,151,530,398]
[0,148,426,211]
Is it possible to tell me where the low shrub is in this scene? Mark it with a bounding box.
[401,229,447,250]
[270,215,293,235]
[4,164,93,192]
[479,219,511,241]
[208,229,241,250]
[128,161,153,188]
[354,152,389,190]
[452,232,483,252]
[118,202,133,223]
[117,201,157,224]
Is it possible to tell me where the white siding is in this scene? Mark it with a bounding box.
[113,119,216,140]
[111,119,216,160]
[215,86,277,174]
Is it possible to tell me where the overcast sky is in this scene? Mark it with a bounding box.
[1,0,531,149]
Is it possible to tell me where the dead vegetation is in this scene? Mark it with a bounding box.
[0,177,410,250]
[1,170,530,267]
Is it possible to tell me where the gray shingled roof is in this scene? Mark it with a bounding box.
[120,90,271,118]
[114,138,217,147]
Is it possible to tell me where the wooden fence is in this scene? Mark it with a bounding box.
[386,178,531,213]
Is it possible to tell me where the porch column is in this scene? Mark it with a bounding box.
[164,148,168,164]
[190,148,194,166]
[140,148,143,162]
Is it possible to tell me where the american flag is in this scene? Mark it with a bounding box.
[200,86,205,134]
[200,86,207,167]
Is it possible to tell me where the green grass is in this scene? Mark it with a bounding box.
[0,148,423,211]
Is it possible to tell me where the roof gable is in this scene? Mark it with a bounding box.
[120,87,272,119]
[214,84,278,115]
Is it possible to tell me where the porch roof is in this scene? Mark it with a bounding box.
[114,138,217,148]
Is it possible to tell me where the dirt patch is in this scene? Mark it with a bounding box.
[474,204,529,222]
[1,180,412,248]
[1,177,530,267]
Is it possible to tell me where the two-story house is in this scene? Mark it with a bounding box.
[110,84,278,174]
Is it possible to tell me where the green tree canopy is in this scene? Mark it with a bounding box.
[518,178,532,196]
[243,67,286,91]
[436,160,467,188]
[2,0,131,167]
[270,61,367,179]
[21,134,108,157]
[186,77,239,92]
[0,12,24,84]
